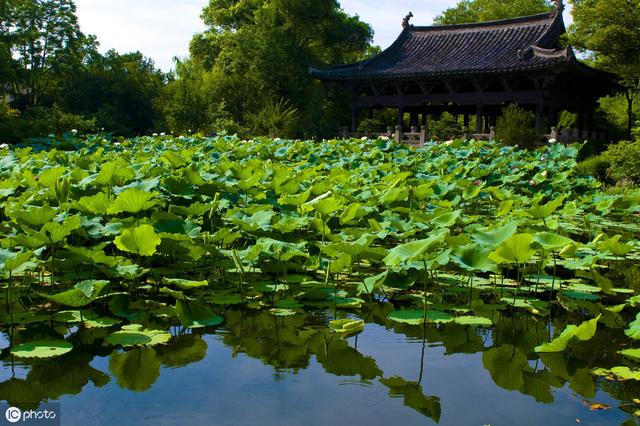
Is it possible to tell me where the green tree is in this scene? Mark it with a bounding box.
[186,0,374,136]
[568,0,640,137]
[4,0,94,107]
[434,0,553,25]
[62,50,167,135]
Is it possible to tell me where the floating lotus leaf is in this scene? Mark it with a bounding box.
[625,313,640,340]
[453,315,493,326]
[330,319,365,335]
[11,340,73,358]
[388,309,454,325]
[162,277,208,290]
[105,324,171,347]
[619,348,640,361]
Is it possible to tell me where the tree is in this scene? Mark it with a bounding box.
[434,0,553,25]
[186,0,374,136]
[62,50,167,135]
[568,0,640,137]
[4,0,94,108]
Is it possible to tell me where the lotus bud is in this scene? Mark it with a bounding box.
[529,180,537,186]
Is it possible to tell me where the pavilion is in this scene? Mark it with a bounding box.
[309,1,615,136]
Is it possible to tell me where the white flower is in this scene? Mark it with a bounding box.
[380,136,390,141]
[548,138,557,144]
[541,170,548,178]
[0,143,8,149]
[152,133,158,137]
[361,136,368,140]
[444,140,454,145]
[160,132,166,136]
[113,142,121,146]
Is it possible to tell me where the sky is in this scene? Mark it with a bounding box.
[74,0,573,72]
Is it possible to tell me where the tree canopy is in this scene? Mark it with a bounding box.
[568,0,640,136]
[434,0,554,25]
[177,0,375,136]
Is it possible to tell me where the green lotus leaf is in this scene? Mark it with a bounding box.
[535,315,600,352]
[471,221,518,247]
[388,309,453,325]
[384,230,447,266]
[176,300,223,328]
[453,315,493,326]
[11,340,73,359]
[592,366,640,381]
[532,232,575,251]
[619,348,640,361]
[269,308,298,316]
[625,313,640,340]
[162,277,208,290]
[105,325,171,347]
[526,196,565,219]
[330,319,365,335]
[451,243,498,273]
[44,279,110,307]
[115,225,161,256]
[107,188,158,215]
[8,205,57,227]
[489,233,536,264]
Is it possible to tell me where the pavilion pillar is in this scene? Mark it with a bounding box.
[397,107,405,129]
[547,104,558,133]
[535,102,543,133]
[475,105,484,134]
[351,106,359,132]
[410,110,419,128]
[421,111,427,127]
[464,113,470,128]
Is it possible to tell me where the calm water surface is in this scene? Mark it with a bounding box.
[1,306,637,426]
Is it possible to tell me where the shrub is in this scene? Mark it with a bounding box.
[601,139,640,185]
[575,155,611,182]
[246,98,299,138]
[496,104,537,147]
[429,112,464,140]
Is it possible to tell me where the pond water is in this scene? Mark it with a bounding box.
[1,304,637,426]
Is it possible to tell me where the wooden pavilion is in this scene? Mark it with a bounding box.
[310,1,615,139]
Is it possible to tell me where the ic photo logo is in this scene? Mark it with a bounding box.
[5,407,21,424]
[3,405,58,425]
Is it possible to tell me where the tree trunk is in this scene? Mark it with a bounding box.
[626,89,635,139]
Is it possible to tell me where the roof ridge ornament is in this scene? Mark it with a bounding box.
[402,12,413,28]
[554,0,564,12]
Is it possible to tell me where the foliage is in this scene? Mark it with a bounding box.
[496,104,538,147]
[601,138,640,184]
[434,0,553,25]
[568,0,640,136]
[246,98,300,138]
[187,0,375,136]
[575,155,611,182]
[0,134,639,414]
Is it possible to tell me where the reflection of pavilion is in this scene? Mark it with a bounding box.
[310,1,614,141]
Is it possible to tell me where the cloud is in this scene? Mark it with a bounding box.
[75,0,208,71]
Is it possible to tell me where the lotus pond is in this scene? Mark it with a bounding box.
[1,135,640,425]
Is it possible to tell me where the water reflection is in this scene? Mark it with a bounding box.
[0,302,637,424]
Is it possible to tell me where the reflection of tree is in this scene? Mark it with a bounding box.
[0,350,110,410]
[109,348,160,392]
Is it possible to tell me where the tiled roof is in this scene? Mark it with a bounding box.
[310,11,579,80]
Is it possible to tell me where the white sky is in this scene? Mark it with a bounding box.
[74,0,573,72]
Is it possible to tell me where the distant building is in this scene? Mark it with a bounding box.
[310,1,614,136]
